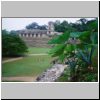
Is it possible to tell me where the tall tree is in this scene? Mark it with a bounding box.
[2,30,28,57]
[26,22,39,29]
[26,22,47,30]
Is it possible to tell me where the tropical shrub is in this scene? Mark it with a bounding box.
[48,18,98,82]
[2,30,28,57]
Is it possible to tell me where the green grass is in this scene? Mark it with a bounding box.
[2,55,52,77]
[27,47,50,54]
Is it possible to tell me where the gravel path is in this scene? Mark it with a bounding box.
[2,57,23,63]
[2,76,37,82]
[36,64,67,82]
[27,53,48,56]
[2,53,48,63]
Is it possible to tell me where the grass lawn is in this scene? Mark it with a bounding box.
[2,55,52,77]
[27,47,50,54]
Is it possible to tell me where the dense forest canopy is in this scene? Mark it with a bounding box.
[26,22,47,30]
[54,18,98,32]
[25,18,97,33]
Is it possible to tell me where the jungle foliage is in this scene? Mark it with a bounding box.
[48,18,98,82]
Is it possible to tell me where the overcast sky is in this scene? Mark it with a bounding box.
[2,18,95,31]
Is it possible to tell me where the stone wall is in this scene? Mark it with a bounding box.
[21,37,52,47]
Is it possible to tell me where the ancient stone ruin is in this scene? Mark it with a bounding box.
[36,64,67,82]
[16,21,62,47]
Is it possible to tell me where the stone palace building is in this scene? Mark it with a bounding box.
[16,22,62,47]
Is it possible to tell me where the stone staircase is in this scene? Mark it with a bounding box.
[22,37,51,47]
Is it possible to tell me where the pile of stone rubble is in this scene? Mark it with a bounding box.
[36,64,67,82]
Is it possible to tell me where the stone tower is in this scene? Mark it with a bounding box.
[47,21,55,35]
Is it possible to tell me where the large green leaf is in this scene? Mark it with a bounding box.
[48,44,66,57]
[77,45,95,65]
[87,19,98,31]
[70,32,83,38]
[48,31,70,44]
[78,31,91,44]
[90,32,98,44]
[77,49,89,63]
[64,44,76,53]
[76,43,85,50]
[88,46,95,64]
[59,54,66,62]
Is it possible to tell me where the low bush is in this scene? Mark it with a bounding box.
[2,30,28,57]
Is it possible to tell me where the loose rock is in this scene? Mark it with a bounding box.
[36,64,67,82]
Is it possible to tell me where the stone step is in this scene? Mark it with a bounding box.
[36,64,67,82]
[21,37,52,47]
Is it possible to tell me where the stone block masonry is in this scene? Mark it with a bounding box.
[21,37,52,47]
[16,21,62,47]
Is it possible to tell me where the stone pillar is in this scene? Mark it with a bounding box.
[22,34,24,37]
[24,34,25,37]
[30,34,32,37]
[24,34,26,37]
[34,34,36,38]
[23,34,25,37]
[19,34,21,37]
[26,34,28,37]
[38,34,41,38]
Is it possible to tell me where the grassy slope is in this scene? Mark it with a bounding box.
[27,47,50,54]
[2,47,52,77]
[2,55,52,77]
